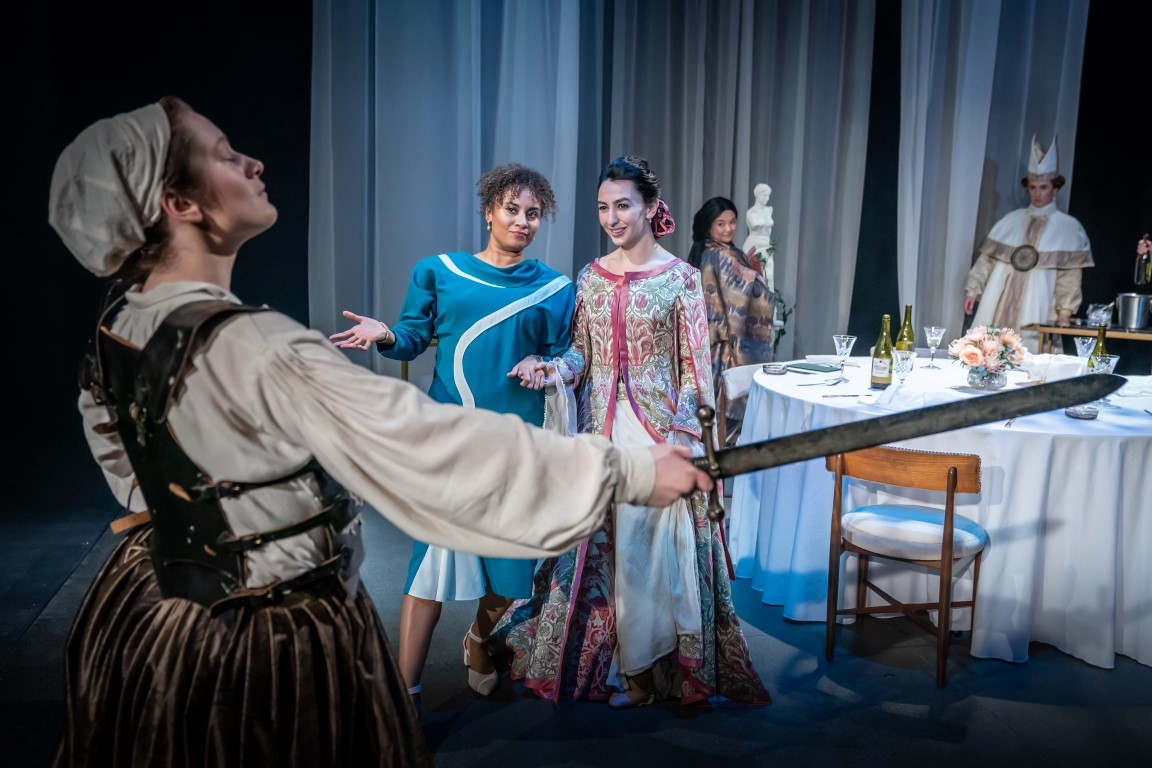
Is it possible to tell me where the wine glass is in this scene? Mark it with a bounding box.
[832,335,857,383]
[1073,336,1096,358]
[923,326,946,369]
[1089,353,1120,406]
[893,349,917,387]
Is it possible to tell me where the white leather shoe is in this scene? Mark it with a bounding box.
[463,625,500,696]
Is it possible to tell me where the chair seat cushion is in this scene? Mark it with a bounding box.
[842,504,988,561]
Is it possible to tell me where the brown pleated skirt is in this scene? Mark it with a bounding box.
[53,525,429,767]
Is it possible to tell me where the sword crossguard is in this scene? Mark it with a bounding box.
[696,405,725,522]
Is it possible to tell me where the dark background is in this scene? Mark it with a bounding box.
[6,0,1150,513]
[8,1,314,509]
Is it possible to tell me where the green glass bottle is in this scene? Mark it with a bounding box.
[895,304,916,351]
[871,314,893,389]
[1088,323,1109,370]
[1136,233,1151,286]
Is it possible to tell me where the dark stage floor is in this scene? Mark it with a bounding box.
[3,503,1150,767]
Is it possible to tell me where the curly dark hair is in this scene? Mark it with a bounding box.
[476,163,557,220]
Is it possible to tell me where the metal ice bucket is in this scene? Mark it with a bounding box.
[1116,293,1151,330]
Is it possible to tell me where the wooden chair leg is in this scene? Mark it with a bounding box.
[826,549,841,661]
[855,555,869,612]
[936,565,952,688]
[717,395,729,447]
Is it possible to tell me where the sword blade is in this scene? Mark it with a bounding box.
[696,373,1125,478]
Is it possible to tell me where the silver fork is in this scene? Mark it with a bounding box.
[798,378,843,387]
[1003,417,1016,428]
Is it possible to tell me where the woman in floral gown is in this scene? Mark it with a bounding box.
[496,156,770,709]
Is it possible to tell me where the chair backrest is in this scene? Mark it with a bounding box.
[825,445,981,494]
[720,363,763,401]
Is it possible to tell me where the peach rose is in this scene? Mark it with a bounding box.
[959,347,984,367]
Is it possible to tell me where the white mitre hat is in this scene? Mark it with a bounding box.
[1027,134,1059,181]
[48,103,171,276]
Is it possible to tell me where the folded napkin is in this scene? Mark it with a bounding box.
[806,354,859,367]
[1020,353,1087,382]
[1116,375,1152,397]
[870,384,955,411]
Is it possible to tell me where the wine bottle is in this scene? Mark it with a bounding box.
[871,314,893,389]
[895,304,916,351]
[1087,323,1109,370]
[1136,234,1151,286]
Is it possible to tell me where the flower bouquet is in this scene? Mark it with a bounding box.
[947,325,1026,390]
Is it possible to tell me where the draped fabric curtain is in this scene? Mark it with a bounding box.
[898,0,1090,335]
[310,0,876,377]
[605,0,876,361]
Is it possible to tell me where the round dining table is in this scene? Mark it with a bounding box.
[726,356,1152,669]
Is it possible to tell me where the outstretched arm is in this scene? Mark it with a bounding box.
[330,310,394,350]
[252,326,711,557]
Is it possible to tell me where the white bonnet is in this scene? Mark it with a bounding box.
[48,102,171,276]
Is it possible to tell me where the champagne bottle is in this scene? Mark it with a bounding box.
[1135,234,1151,286]
[1087,323,1108,370]
[871,314,893,389]
[895,304,916,351]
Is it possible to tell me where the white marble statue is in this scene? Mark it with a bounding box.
[742,183,775,290]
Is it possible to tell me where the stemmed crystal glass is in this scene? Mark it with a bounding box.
[893,349,917,387]
[832,335,857,384]
[923,326,946,369]
[1073,336,1096,358]
[1089,353,1120,406]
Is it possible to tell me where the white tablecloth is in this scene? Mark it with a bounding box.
[727,358,1152,668]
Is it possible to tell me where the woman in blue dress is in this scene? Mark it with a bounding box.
[331,164,574,714]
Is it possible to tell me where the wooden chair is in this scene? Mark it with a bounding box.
[824,446,987,687]
[717,363,763,447]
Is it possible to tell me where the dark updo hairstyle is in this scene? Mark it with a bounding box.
[686,196,739,268]
[114,95,202,284]
[599,155,675,238]
[476,162,557,220]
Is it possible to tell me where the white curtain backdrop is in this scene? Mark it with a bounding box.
[603,0,876,361]
[898,0,1090,336]
[313,0,1090,377]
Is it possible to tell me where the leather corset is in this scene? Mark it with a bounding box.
[82,289,364,614]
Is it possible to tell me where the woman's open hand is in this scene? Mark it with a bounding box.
[330,310,393,350]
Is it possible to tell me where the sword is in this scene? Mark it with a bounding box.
[693,373,1125,521]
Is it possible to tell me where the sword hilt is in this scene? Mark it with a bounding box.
[696,405,725,522]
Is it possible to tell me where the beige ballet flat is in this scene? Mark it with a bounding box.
[607,688,655,709]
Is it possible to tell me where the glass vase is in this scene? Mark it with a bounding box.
[966,366,1007,390]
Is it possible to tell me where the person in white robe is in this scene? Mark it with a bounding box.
[963,135,1093,351]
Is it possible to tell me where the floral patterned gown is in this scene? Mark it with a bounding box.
[494,257,770,706]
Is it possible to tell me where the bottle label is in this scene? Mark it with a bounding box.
[871,359,891,376]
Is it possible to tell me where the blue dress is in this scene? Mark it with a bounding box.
[379,252,575,599]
